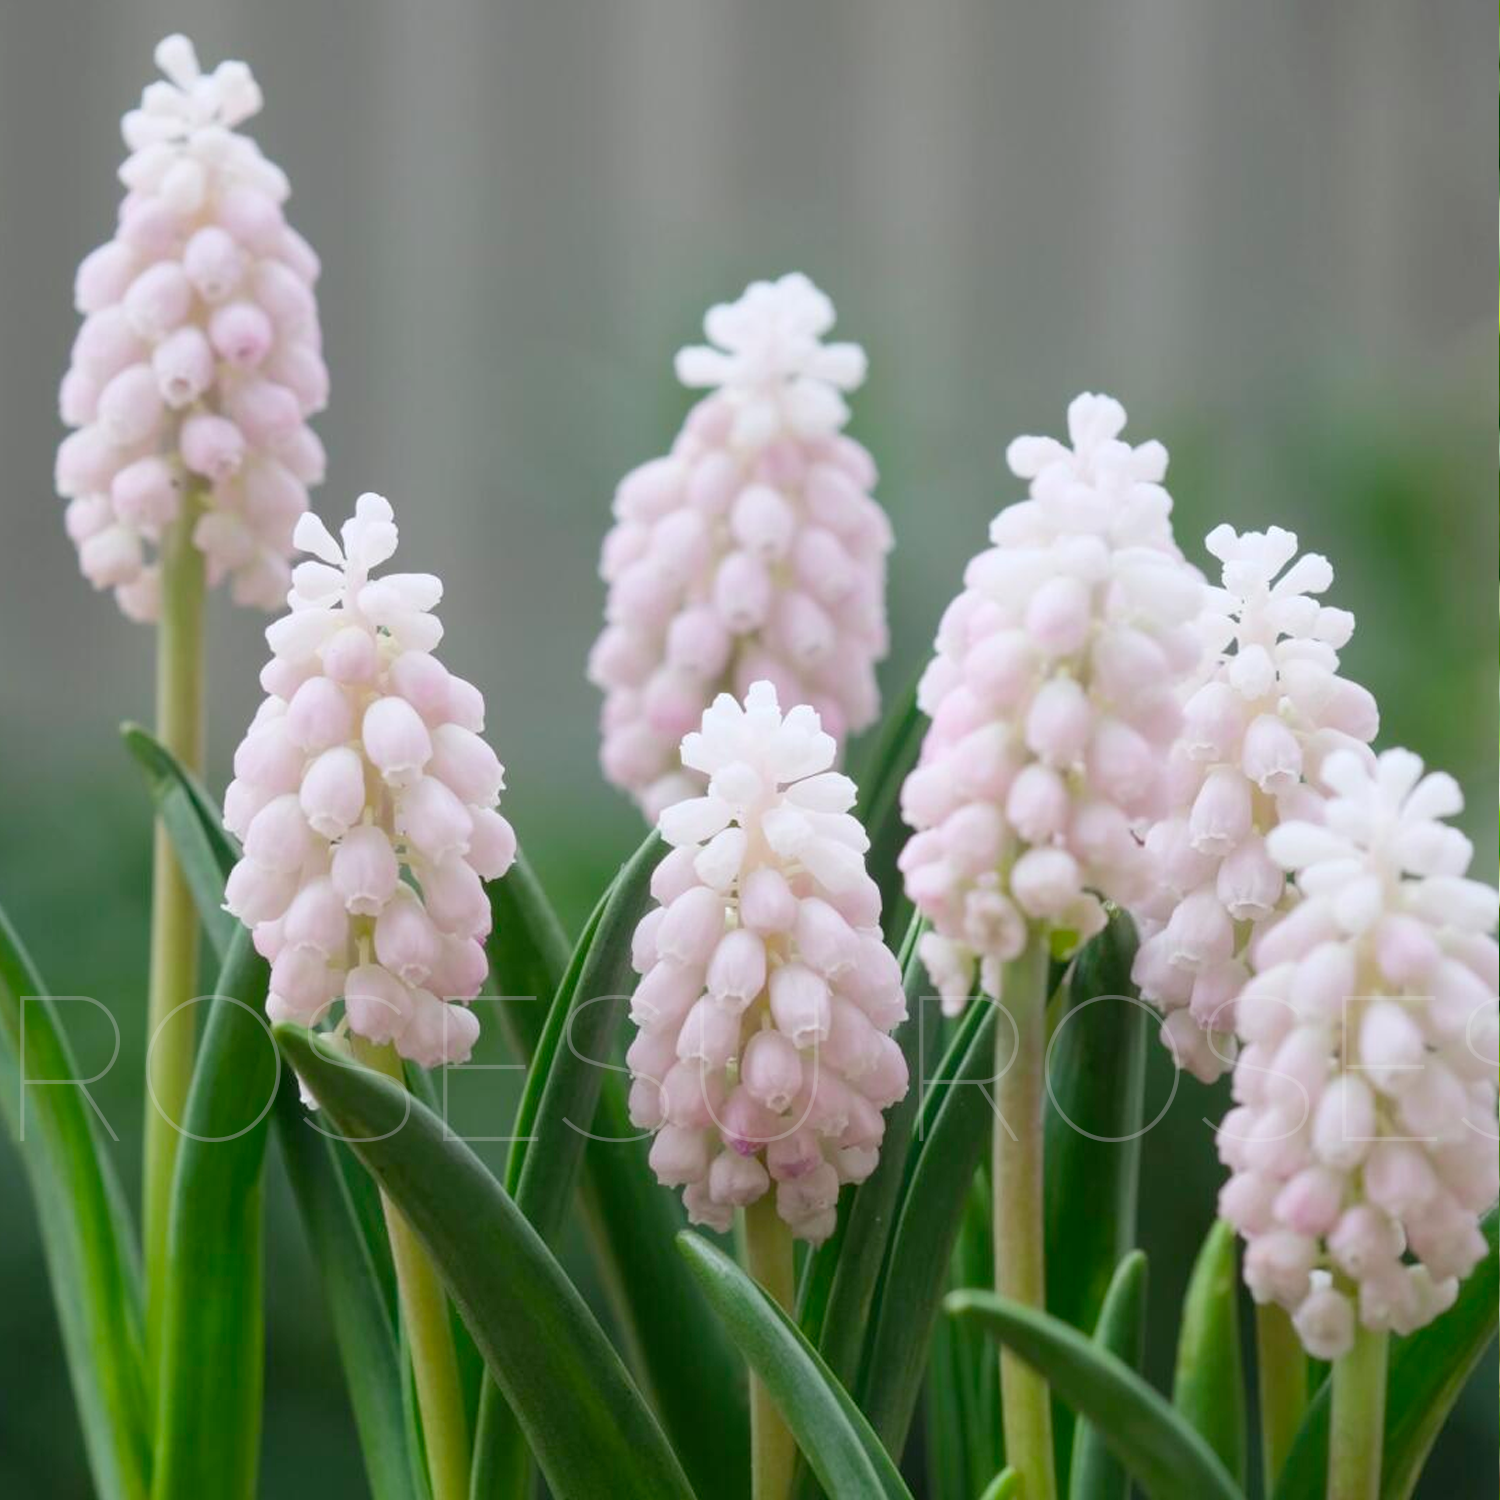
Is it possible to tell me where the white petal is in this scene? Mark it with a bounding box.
[658,796,733,848]
[784,771,857,814]
[293,512,343,564]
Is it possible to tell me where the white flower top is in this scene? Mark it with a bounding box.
[675,273,868,444]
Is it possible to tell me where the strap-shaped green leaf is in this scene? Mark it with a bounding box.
[152,927,276,1500]
[0,902,149,1500]
[856,994,998,1455]
[121,722,238,959]
[485,847,571,1058]
[477,832,663,1495]
[125,728,418,1499]
[799,914,928,1369]
[1044,909,1145,1338]
[1273,1209,1498,1500]
[275,1070,422,1500]
[483,847,748,1500]
[851,680,926,943]
[677,1231,914,1500]
[278,1023,697,1500]
[1172,1220,1245,1487]
[947,1290,1243,1500]
[979,1469,1020,1500]
[1070,1251,1148,1500]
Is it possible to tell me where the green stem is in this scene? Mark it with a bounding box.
[994,935,1056,1500]
[1329,1320,1388,1500]
[1255,1302,1307,1496]
[143,499,205,1382]
[356,1040,471,1500]
[744,1193,797,1500]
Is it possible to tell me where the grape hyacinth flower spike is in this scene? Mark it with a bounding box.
[56,33,326,620]
[1132,525,1380,1082]
[223,492,515,1067]
[897,394,1205,1500]
[899,393,1206,1013]
[1219,747,1498,1360]
[590,273,892,818]
[625,680,909,1245]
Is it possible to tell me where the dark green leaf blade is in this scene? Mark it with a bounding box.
[1273,1210,1498,1500]
[278,1023,696,1500]
[1172,1220,1246,1487]
[1070,1250,1148,1500]
[677,1231,913,1500]
[485,847,571,1059]
[1045,909,1146,1337]
[852,681,926,943]
[274,1071,420,1500]
[947,1290,1243,1500]
[121,722,237,961]
[0,902,149,1500]
[799,913,930,1372]
[152,928,277,1500]
[857,994,997,1456]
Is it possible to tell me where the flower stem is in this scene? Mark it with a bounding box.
[143,499,205,1378]
[356,1039,471,1500]
[994,934,1056,1500]
[1254,1301,1307,1496]
[744,1193,797,1500]
[1329,1320,1388,1500]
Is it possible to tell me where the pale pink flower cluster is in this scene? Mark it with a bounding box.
[1218,749,1499,1358]
[1132,527,1380,1082]
[626,682,909,1243]
[589,273,891,819]
[56,35,325,621]
[222,494,515,1067]
[899,395,1204,1013]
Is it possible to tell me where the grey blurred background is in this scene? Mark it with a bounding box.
[0,1,1494,1495]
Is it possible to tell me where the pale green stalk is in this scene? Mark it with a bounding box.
[744,1192,798,1500]
[1328,1320,1388,1500]
[356,1038,471,1500]
[143,498,205,1379]
[993,935,1056,1500]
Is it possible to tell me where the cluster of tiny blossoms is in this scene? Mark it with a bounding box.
[899,395,1204,1012]
[222,494,515,1067]
[626,682,909,1242]
[56,35,325,621]
[1132,526,1380,1082]
[589,274,892,819]
[1219,749,1499,1357]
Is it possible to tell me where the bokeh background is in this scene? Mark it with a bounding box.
[0,1,1494,1495]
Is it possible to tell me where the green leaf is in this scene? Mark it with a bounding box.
[1273,1209,1499,1500]
[799,914,930,1375]
[1172,1220,1246,1488]
[1044,912,1148,1482]
[1070,1251,1149,1500]
[152,927,277,1500]
[483,849,747,1500]
[1044,909,1146,1338]
[278,1024,696,1500]
[0,902,149,1500]
[677,1231,913,1500]
[476,832,664,1495]
[978,1469,1020,1500]
[485,846,571,1059]
[509,831,663,1234]
[947,1290,1243,1500]
[121,722,238,960]
[274,1071,420,1500]
[856,994,998,1455]
[852,681,926,943]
